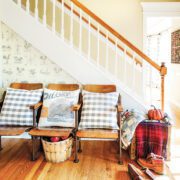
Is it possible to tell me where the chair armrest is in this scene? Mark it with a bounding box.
[0,101,3,111]
[29,102,43,110]
[117,104,123,112]
[0,101,3,106]
[71,104,82,111]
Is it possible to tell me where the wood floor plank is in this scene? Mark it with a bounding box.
[25,155,44,180]
[33,160,52,180]
[0,141,31,180]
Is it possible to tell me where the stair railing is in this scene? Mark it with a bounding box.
[17,0,167,111]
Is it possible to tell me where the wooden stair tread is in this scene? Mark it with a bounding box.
[77,129,118,139]
[29,128,73,137]
[0,127,31,136]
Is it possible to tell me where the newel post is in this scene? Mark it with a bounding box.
[160,62,167,112]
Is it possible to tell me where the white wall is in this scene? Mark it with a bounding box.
[169,64,180,107]
[144,16,180,108]
[169,19,180,107]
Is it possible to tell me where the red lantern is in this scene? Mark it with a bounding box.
[148,105,164,120]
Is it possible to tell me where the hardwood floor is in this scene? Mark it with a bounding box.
[166,103,180,180]
[0,104,179,180]
[0,139,128,180]
[0,138,174,180]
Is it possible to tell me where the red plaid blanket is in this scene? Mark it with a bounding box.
[135,122,168,159]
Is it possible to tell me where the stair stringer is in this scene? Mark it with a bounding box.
[0,0,147,112]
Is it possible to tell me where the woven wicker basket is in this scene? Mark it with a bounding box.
[42,137,73,163]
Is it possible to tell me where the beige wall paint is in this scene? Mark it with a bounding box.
[79,0,143,49]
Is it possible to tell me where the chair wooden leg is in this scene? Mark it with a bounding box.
[74,134,79,163]
[0,136,2,151]
[78,138,82,153]
[39,137,43,152]
[32,136,37,161]
[118,131,123,165]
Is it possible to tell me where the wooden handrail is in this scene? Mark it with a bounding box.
[70,0,162,71]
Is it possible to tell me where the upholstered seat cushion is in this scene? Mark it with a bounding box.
[78,91,119,130]
[0,88,43,126]
[38,88,80,127]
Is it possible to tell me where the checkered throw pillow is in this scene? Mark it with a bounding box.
[0,88,43,126]
[78,91,119,130]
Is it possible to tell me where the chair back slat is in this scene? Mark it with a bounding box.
[10,83,43,90]
[47,84,79,91]
[83,85,116,93]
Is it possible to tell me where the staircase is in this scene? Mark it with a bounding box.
[0,0,167,111]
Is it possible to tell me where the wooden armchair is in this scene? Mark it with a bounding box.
[29,84,81,162]
[0,83,43,151]
[76,85,123,164]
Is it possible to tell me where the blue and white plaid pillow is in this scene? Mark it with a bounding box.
[78,91,119,130]
[0,88,43,126]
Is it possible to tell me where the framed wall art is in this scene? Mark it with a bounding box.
[171,29,180,64]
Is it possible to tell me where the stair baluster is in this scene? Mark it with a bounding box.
[149,65,153,105]
[26,0,30,13]
[123,47,127,84]
[35,0,38,20]
[88,16,91,60]
[142,61,147,100]
[97,24,100,66]
[79,9,82,53]
[140,59,145,99]
[52,0,56,34]
[105,30,109,70]
[115,39,118,77]
[70,2,74,46]
[132,53,136,91]
[43,0,47,26]
[17,0,21,7]
[61,0,64,39]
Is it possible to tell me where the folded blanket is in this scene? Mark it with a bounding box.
[121,110,147,149]
[135,122,169,159]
